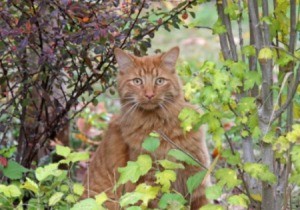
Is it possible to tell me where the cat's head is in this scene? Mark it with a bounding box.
[114,47,183,111]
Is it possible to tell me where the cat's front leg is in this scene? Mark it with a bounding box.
[190,179,210,209]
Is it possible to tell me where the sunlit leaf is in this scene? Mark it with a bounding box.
[117,155,152,186]
[71,198,98,210]
[228,194,250,208]
[215,168,242,190]
[56,145,71,158]
[73,183,84,196]
[49,192,64,206]
[0,184,22,198]
[200,204,225,210]
[120,184,160,207]
[95,192,108,206]
[158,159,184,170]
[155,170,176,192]
[258,47,273,60]
[243,163,277,184]
[35,163,61,181]
[22,178,39,194]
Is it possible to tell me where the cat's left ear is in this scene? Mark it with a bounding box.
[114,48,135,73]
[160,46,180,72]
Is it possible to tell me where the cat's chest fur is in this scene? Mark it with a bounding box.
[117,107,192,160]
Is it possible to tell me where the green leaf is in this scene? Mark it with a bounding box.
[221,149,241,165]
[212,19,227,34]
[178,107,201,132]
[95,192,108,206]
[215,168,242,190]
[183,82,197,100]
[201,86,218,105]
[168,149,199,166]
[155,170,176,192]
[35,163,61,181]
[0,184,22,198]
[126,207,142,210]
[186,170,207,194]
[71,198,98,210]
[224,2,239,20]
[242,45,256,57]
[65,194,78,203]
[49,192,64,206]
[212,70,229,90]
[228,194,250,208]
[258,47,273,60]
[244,71,262,91]
[273,136,289,153]
[56,145,71,158]
[61,152,89,164]
[1,160,29,180]
[22,178,39,194]
[158,159,184,170]
[117,155,152,186]
[205,185,222,200]
[237,97,256,114]
[142,136,160,152]
[120,184,160,207]
[263,130,276,143]
[158,193,187,209]
[289,173,300,185]
[200,204,225,210]
[291,145,300,171]
[243,163,277,184]
[28,198,44,210]
[73,183,84,196]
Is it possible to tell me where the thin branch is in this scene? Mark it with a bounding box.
[139,0,197,38]
[216,1,231,60]
[237,0,245,62]
[156,129,208,170]
[222,0,238,61]
[224,133,256,205]
[289,0,297,53]
[272,65,300,122]
[120,0,146,49]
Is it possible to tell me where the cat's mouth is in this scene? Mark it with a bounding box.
[140,102,159,110]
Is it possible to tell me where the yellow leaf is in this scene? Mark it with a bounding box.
[251,193,262,202]
[95,192,108,206]
[22,178,38,194]
[155,170,176,193]
[258,47,273,60]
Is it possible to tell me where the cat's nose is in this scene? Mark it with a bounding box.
[145,93,154,100]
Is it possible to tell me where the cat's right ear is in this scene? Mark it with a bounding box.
[114,48,135,73]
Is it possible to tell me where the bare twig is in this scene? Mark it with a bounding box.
[272,65,300,122]
[156,129,208,170]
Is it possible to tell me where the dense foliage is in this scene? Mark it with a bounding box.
[1,0,300,209]
[0,0,196,167]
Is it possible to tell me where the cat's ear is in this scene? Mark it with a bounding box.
[114,48,135,73]
[160,46,180,71]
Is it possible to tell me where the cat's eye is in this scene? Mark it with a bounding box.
[155,78,165,85]
[132,78,143,85]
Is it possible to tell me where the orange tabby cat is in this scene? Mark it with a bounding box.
[82,47,210,209]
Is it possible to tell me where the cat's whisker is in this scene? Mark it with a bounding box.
[121,100,137,109]
[163,98,181,110]
[121,102,139,123]
[159,103,169,116]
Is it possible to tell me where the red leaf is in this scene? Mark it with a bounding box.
[0,156,8,167]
